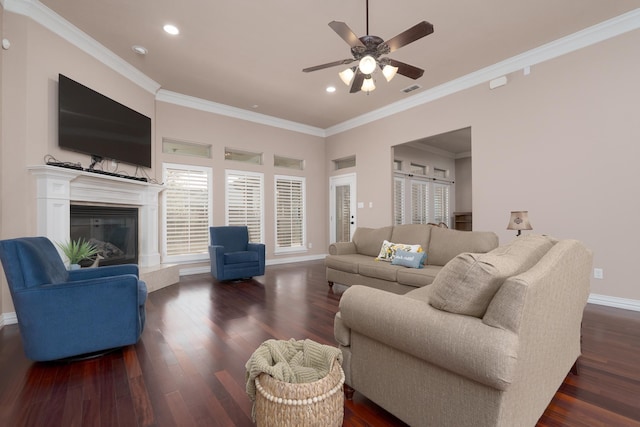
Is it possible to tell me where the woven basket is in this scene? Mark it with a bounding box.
[254,361,345,427]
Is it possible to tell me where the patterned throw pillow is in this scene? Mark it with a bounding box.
[391,250,427,268]
[376,240,423,262]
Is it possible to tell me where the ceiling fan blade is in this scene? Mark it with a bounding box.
[329,21,365,48]
[302,58,355,73]
[382,21,434,53]
[387,59,425,80]
[350,70,365,93]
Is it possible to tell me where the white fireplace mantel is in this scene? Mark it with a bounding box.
[28,165,164,267]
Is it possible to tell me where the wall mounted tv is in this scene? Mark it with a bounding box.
[58,74,152,168]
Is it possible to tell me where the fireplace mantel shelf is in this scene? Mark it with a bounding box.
[28,165,164,268]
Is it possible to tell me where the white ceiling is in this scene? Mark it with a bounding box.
[32,1,640,130]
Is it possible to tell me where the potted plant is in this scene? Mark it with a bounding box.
[57,238,98,270]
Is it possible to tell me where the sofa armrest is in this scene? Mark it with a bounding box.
[328,241,357,255]
[338,285,518,391]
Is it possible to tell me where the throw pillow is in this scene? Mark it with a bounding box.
[376,240,423,262]
[428,234,555,318]
[391,250,426,269]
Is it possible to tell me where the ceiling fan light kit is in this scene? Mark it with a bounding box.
[303,0,433,94]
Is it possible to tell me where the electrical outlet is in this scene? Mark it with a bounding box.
[308,242,312,249]
[594,268,603,279]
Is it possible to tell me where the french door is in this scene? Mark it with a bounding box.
[329,173,356,243]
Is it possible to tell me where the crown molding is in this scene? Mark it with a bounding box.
[4,0,161,94]
[325,8,640,136]
[156,90,326,137]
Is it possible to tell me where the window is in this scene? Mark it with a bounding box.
[432,183,450,224]
[393,159,403,171]
[433,167,448,178]
[394,174,451,227]
[411,180,429,224]
[162,164,212,262]
[393,177,405,225]
[162,138,211,158]
[225,170,264,243]
[334,156,356,170]
[225,148,263,165]
[275,175,306,253]
[410,163,426,175]
[274,155,304,170]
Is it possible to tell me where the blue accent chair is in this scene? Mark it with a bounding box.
[0,236,147,361]
[208,226,265,281]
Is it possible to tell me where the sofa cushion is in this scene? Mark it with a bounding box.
[396,266,441,288]
[353,226,393,257]
[358,259,402,282]
[391,250,426,269]
[427,227,499,266]
[389,224,432,252]
[429,235,555,317]
[325,254,369,274]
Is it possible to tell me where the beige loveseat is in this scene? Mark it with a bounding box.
[326,224,499,293]
[334,235,592,427]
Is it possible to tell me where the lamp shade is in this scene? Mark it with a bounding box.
[507,211,533,235]
[358,55,377,74]
[339,68,355,85]
[361,77,375,92]
[382,64,398,82]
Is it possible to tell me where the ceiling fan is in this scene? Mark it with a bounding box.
[303,0,434,93]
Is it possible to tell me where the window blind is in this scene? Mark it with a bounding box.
[275,176,305,252]
[411,180,429,224]
[163,165,211,258]
[394,177,405,225]
[432,183,450,225]
[225,170,264,243]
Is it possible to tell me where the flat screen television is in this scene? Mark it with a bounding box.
[58,74,152,168]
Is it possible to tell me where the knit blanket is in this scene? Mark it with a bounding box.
[245,338,343,403]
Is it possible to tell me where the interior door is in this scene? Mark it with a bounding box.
[329,173,356,243]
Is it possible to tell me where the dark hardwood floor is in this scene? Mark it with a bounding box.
[1,260,639,426]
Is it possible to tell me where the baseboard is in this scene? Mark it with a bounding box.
[0,312,18,329]
[179,254,327,276]
[267,254,327,266]
[588,293,640,312]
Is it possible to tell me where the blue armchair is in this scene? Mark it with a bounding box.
[0,236,147,361]
[208,226,265,281]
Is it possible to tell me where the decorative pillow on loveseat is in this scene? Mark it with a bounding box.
[376,240,423,262]
[428,234,555,317]
[391,250,426,269]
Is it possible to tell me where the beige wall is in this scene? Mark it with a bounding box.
[455,157,472,212]
[326,29,640,301]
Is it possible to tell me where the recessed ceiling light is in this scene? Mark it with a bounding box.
[132,45,148,55]
[163,24,180,35]
[326,86,336,93]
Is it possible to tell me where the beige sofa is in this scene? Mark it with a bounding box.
[334,235,593,427]
[326,224,499,294]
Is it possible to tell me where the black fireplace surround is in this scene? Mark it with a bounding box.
[70,205,138,266]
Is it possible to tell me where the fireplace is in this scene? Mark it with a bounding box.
[70,205,138,266]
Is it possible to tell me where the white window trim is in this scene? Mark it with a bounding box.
[225,169,265,244]
[274,175,307,254]
[162,163,213,264]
